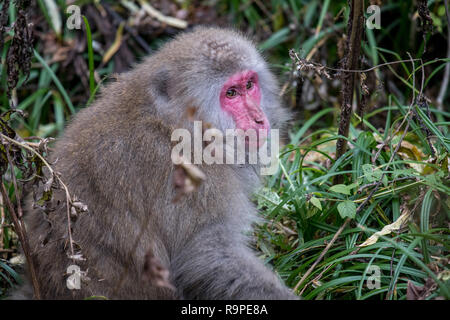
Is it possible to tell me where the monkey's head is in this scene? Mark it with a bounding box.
[147,27,289,146]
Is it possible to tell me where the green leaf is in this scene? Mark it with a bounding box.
[347,181,360,190]
[83,16,96,97]
[255,188,294,213]
[33,49,75,114]
[39,0,62,36]
[415,106,450,153]
[329,184,351,195]
[393,168,418,178]
[382,175,389,187]
[337,200,356,219]
[362,164,382,182]
[310,197,322,211]
[259,28,290,51]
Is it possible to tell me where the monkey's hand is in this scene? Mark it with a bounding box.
[171,223,299,300]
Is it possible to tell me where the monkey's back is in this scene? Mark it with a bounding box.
[20,66,258,299]
[12,26,296,300]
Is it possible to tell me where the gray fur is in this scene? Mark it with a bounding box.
[11,27,296,300]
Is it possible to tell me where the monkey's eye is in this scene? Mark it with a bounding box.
[246,80,253,90]
[226,88,238,98]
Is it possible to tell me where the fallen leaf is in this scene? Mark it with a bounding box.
[359,206,412,247]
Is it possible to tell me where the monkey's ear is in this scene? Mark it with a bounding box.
[150,68,170,104]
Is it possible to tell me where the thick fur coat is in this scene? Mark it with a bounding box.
[12,27,295,299]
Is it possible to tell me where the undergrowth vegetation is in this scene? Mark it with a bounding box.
[0,0,449,299]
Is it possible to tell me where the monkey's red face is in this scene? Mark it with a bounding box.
[220,70,270,147]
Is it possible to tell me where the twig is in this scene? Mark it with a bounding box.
[253,0,273,19]
[323,59,423,73]
[138,0,187,29]
[372,109,412,164]
[372,54,427,164]
[4,143,23,219]
[102,2,152,54]
[0,182,41,299]
[1,134,43,298]
[293,217,350,293]
[357,177,418,194]
[0,223,13,228]
[299,258,334,296]
[268,220,297,237]
[291,51,422,75]
[0,133,76,259]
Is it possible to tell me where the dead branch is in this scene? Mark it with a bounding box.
[0,133,79,260]
[0,182,41,299]
[335,0,365,172]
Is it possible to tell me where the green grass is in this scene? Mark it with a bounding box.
[254,95,449,299]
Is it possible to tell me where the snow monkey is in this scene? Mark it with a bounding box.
[13,27,296,299]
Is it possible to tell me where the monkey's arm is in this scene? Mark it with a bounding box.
[171,223,298,300]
